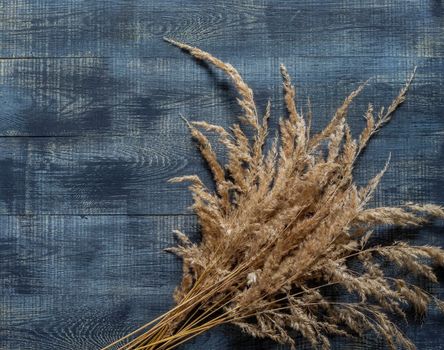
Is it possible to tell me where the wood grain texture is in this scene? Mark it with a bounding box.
[1,215,443,350]
[0,0,442,59]
[0,128,440,215]
[0,0,443,349]
[0,56,442,137]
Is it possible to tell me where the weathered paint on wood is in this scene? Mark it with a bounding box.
[0,0,442,59]
[0,0,443,349]
[0,132,438,215]
[1,215,443,349]
[0,57,442,137]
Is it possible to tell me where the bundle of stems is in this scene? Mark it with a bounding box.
[103,39,444,350]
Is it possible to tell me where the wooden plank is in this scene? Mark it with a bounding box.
[0,215,197,294]
[1,214,443,349]
[0,56,442,136]
[0,125,441,215]
[0,0,442,59]
[0,214,194,349]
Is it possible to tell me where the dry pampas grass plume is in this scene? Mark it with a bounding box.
[102,39,444,350]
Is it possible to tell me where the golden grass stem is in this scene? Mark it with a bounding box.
[103,40,443,350]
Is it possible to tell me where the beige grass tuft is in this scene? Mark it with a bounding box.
[103,40,443,350]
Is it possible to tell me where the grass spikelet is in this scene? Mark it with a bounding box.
[103,41,443,350]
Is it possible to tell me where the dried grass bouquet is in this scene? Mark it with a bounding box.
[103,39,444,350]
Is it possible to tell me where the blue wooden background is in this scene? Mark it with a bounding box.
[0,1,443,349]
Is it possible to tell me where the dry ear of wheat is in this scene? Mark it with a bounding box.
[103,39,444,350]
